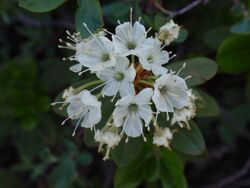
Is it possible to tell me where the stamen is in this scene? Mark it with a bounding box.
[82,23,108,52]
[90,81,107,92]
[138,16,142,22]
[117,20,121,25]
[130,7,133,24]
[72,114,84,137]
[146,27,152,34]
[184,75,192,80]
[61,117,70,125]
[51,101,67,105]
[78,68,90,76]
[177,62,186,75]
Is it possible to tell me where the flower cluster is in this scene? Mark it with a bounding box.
[53,10,197,160]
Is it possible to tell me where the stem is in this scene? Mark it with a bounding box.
[131,55,135,65]
[137,80,154,87]
[76,80,104,92]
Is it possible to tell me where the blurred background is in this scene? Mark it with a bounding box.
[0,0,250,187]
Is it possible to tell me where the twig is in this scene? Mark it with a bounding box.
[151,0,210,18]
[204,158,250,188]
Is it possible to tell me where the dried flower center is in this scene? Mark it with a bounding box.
[147,56,153,63]
[129,103,138,112]
[127,42,136,50]
[114,72,124,81]
[102,53,110,62]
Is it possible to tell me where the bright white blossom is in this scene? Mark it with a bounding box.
[158,19,180,45]
[54,10,199,160]
[153,127,173,148]
[97,56,136,97]
[113,88,153,139]
[138,38,169,75]
[66,90,102,135]
[94,126,121,160]
[77,36,115,72]
[171,89,197,128]
[152,73,189,118]
[112,21,147,56]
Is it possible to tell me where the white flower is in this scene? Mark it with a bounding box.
[97,56,136,97]
[94,126,121,160]
[66,90,102,135]
[152,73,189,117]
[153,127,173,148]
[138,38,169,75]
[171,89,197,128]
[112,21,147,56]
[158,20,180,45]
[113,88,153,139]
[76,36,115,72]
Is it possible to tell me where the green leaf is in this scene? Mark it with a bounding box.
[0,169,25,188]
[217,35,250,73]
[230,18,250,34]
[111,137,144,167]
[114,144,153,188]
[195,89,220,117]
[154,13,165,30]
[203,26,231,50]
[175,28,188,43]
[77,152,93,166]
[160,149,187,188]
[19,0,67,13]
[166,57,218,87]
[171,121,206,156]
[75,0,103,38]
[49,159,77,188]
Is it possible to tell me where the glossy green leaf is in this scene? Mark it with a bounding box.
[217,35,250,73]
[160,149,187,188]
[77,152,93,166]
[114,144,152,188]
[175,28,188,43]
[19,0,66,12]
[230,18,250,34]
[195,89,220,117]
[171,121,206,156]
[111,137,144,167]
[203,26,231,50]
[49,159,77,188]
[75,0,103,38]
[166,57,218,87]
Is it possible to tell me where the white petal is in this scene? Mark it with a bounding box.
[138,105,152,127]
[80,90,101,107]
[151,64,168,75]
[69,63,82,73]
[123,113,143,137]
[119,81,135,97]
[136,88,153,104]
[102,81,120,96]
[132,21,146,44]
[113,106,128,127]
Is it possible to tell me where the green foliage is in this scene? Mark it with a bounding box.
[166,57,218,87]
[75,0,103,38]
[19,0,67,12]
[160,149,187,188]
[111,137,144,167]
[195,89,220,117]
[217,35,250,73]
[171,121,205,156]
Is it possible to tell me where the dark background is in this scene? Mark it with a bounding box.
[0,0,250,187]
